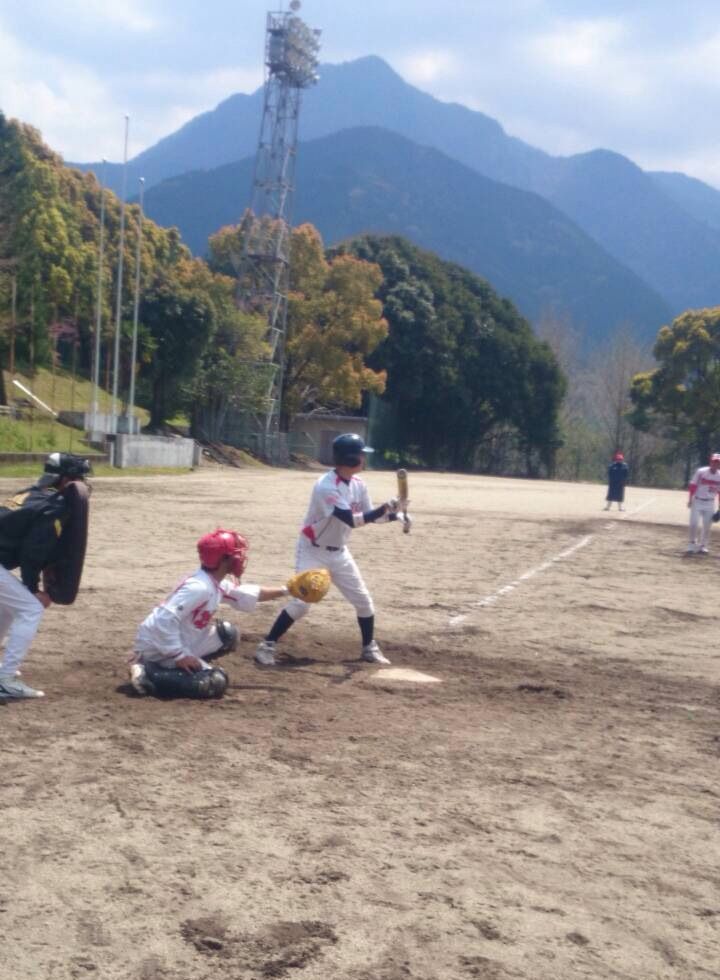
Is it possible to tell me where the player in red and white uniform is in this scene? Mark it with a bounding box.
[255,433,406,667]
[686,454,720,554]
[130,529,288,697]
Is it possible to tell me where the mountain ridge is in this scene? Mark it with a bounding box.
[72,54,720,318]
[142,124,671,343]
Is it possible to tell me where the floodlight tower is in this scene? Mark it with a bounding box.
[243,0,321,459]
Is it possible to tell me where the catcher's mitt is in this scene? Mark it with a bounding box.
[713,511,720,523]
[286,568,331,603]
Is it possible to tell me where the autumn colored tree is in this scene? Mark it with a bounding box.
[208,221,388,429]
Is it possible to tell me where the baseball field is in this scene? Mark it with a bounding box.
[2,466,718,980]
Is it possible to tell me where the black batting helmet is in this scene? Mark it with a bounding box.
[332,433,374,467]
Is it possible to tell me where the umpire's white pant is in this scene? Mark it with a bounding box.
[689,499,715,548]
[284,537,375,622]
[0,566,45,676]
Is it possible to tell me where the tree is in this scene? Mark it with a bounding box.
[139,258,217,428]
[336,235,565,475]
[282,225,387,427]
[188,282,270,441]
[630,307,720,469]
[208,221,388,429]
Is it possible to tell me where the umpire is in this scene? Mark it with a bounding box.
[0,452,90,700]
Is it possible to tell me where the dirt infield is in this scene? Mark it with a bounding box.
[2,468,719,980]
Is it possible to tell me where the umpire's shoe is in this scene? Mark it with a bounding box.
[0,674,45,699]
[362,641,391,665]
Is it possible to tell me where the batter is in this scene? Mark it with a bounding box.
[255,433,407,667]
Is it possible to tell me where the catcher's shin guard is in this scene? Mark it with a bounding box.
[215,619,238,653]
[144,663,229,699]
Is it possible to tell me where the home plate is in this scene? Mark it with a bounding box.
[369,667,442,684]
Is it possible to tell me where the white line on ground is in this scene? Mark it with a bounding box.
[448,498,657,627]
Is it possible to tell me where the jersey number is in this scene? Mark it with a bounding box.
[192,607,211,629]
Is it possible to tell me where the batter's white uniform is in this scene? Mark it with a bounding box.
[134,569,260,668]
[688,466,720,550]
[284,470,386,622]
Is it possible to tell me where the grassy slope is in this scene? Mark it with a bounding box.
[0,366,150,453]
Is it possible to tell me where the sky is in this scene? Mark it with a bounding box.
[1,0,719,187]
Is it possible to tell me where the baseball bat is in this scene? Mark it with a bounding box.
[396,469,411,533]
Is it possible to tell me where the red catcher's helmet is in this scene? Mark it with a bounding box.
[197,529,249,577]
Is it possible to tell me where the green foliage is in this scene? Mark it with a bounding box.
[335,235,565,475]
[208,221,388,429]
[0,114,271,432]
[630,307,720,463]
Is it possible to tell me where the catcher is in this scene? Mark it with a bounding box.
[255,432,407,668]
[129,528,329,699]
[0,452,92,700]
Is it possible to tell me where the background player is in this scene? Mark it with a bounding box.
[0,452,91,700]
[130,528,289,698]
[255,433,407,668]
[604,451,629,511]
[686,453,720,554]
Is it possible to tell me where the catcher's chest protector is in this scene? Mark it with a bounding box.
[44,481,90,605]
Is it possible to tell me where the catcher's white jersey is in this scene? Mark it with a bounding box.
[300,470,373,549]
[135,568,259,662]
[689,466,720,503]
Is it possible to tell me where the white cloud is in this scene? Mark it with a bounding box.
[50,0,159,33]
[0,23,120,159]
[396,48,459,85]
[0,14,264,161]
[526,17,625,71]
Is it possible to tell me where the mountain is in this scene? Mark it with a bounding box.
[650,170,720,233]
[143,126,671,342]
[74,56,720,317]
[74,56,553,197]
[541,151,720,314]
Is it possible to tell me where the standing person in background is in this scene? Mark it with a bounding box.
[686,454,720,554]
[604,451,629,512]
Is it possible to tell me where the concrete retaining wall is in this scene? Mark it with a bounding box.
[113,435,199,469]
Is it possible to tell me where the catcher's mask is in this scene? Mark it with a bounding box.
[197,529,249,577]
[37,452,93,489]
[332,432,374,468]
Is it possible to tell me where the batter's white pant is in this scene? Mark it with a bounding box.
[284,537,375,622]
[689,499,715,548]
[0,566,45,676]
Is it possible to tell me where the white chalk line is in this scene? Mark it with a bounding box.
[448,498,657,627]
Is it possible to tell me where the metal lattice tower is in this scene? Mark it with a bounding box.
[241,2,321,456]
